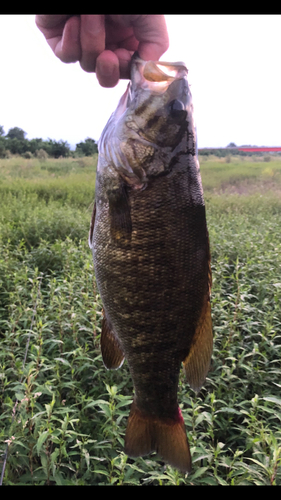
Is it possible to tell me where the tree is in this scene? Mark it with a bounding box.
[0,125,4,136]
[28,138,46,155]
[75,137,98,156]
[45,138,71,158]
[7,127,26,140]
[6,137,29,155]
[0,137,6,157]
[226,142,237,148]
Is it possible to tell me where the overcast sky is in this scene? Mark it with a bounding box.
[0,14,281,149]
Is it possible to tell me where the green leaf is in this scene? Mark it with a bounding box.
[54,471,65,485]
[54,357,71,366]
[83,399,109,410]
[36,430,49,455]
[195,413,205,426]
[246,457,269,472]
[215,407,241,415]
[263,396,281,406]
[116,398,133,409]
[190,466,209,480]
[199,476,219,485]
[15,392,25,401]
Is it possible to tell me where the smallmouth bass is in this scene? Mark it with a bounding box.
[89,52,213,473]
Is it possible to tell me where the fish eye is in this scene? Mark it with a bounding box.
[168,99,186,121]
[169,99,185,113]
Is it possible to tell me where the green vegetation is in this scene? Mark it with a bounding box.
[0,155,281,485]
[0,126,98,159]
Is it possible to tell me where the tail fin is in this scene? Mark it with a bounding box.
[124,401,191,473]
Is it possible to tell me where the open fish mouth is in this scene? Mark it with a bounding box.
[98,51,193,188]
[118,52,189,113]
[131,51,188,88]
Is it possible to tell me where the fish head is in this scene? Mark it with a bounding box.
[128,53,189,145]
[98,52,194,187]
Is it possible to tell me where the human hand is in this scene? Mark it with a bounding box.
[35,15,169,87]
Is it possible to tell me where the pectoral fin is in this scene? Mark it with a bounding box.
[183,297,213,393]
[101,309,125,370]
[108,182,132,245]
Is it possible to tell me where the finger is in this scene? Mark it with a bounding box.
[128,15,169,61]
[79,15,106,72]
[114,48,134,80]
[36,15,81,63]
[54,16,81,63]
[95,50,120,88]
[35,14,72,34]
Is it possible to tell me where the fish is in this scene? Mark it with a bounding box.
[89,51,213,473]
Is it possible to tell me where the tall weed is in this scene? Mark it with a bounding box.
[1,157,281,484]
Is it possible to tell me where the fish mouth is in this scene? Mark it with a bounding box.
[98,53,190,187]
[131,51,187,84]
[130,51,188,95]
[116,52,188,116]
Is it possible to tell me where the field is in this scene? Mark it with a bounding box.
[1,154,281,485]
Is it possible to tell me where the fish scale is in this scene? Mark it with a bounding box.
[89,52,213,472]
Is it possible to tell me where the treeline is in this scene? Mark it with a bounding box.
[198,148,251,157]
[2,128,278,160]
[199,143,281,157]
[0,126,98,159]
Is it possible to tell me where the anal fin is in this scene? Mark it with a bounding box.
[101,309,125,370]
[183,298,213,393]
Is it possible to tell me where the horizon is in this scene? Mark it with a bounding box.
[2,127,281,153]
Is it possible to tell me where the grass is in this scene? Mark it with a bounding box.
[199,155,281,195]
[0,155,281,485]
